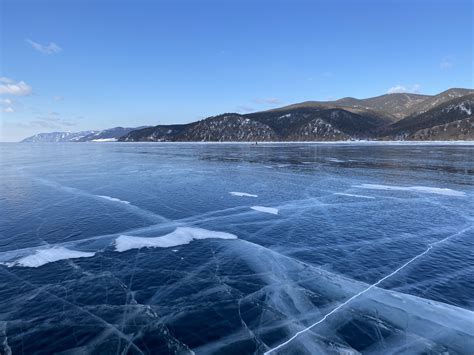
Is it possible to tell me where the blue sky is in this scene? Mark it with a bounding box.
[0,0,472,141]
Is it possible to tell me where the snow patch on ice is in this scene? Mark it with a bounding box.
[114,227,238,252]
[229,191,258,197]
[91,138,117,142]
[355,184,465,197]
[334,192,375,199]
[97,195,131,204]
[251,206,279,215]
[6,247,95,268]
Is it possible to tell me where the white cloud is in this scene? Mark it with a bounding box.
[3,107,15,113]
[0,78,33,96]
[26,39,62,54]
[387,85,407,94]
[387,84,421,94]
[440,57,454,69]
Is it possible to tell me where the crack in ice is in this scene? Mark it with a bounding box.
[264,226,472,354]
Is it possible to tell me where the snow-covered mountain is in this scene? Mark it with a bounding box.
[21,131,98,143]
[21,127,146,143]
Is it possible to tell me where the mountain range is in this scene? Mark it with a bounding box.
[22,88,473,142]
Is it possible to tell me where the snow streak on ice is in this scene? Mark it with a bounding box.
[334,192,375,199]
[229,192,258,197]
[96,195,131,204]
[114,227,238,252]
[355,184,466,196]
[6,247,95,268]
[251,206,279,215]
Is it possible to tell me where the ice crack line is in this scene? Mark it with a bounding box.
[264,226,472,354]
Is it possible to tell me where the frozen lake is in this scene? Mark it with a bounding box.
[0,142,473,354]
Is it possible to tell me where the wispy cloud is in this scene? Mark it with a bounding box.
[387,84,421,94]
[440,56,454,70]
[0,77,14,84]
[0,98,13,105]
[26,39,62,54]
[253,97,282,105]
[53,95,64,102]
[0,98,15,113]
[0,77,33,96]
[236,105,255,113]
[18,114,77,129]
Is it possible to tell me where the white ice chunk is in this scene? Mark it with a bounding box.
[114,227,238,252]
[96,195,131,204]
[251,206,279,215]
[355,184,465,197]
[334,192,375,199]
[8,247,95,268]
[229,192,258,197]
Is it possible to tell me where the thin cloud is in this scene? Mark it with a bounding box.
[20,118,77,130]
[26,39,62,54]
[253,97,282,105]
[440,57,454,70]
[0,77,14,84]
[387,84,421,94]
[53,96,64,102]
[0,98,13,105]
[1,98,16,113]
[236,105,255,113]
[0,78,33,96]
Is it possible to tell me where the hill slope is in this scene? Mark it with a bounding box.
[383,94,474,139]
[121,88,473,142]
[22,88,474,142]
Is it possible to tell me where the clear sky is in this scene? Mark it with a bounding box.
[0,0,472,142]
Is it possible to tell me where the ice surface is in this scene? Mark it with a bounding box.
[251,206,279,215]
[114,227,238,252]
[96,195,131,204]
[264,226,473,354]
[33,178,168,223]
[5,247,95,268]
[1,143,473,354]
[229,191,258,197]
[355,183,466,196]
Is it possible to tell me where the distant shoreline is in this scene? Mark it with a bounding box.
[8,140,474,145]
